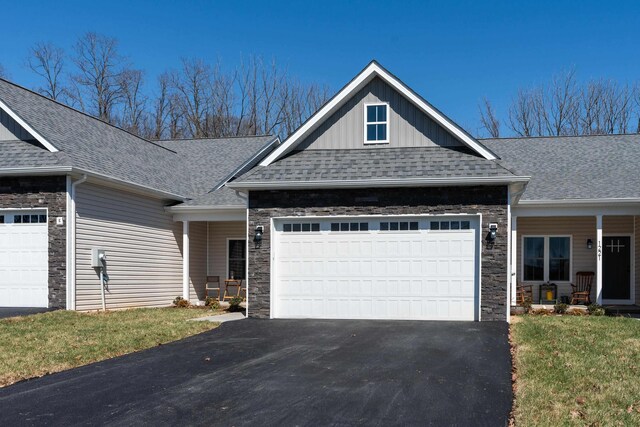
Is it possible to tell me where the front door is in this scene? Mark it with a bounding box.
[602,236,631,301]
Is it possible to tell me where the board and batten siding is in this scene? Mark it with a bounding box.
[297,77,463,150]
[517,216,635,303]
[207,221,246,295]
[75,183,205,310]
[0,109,33,141]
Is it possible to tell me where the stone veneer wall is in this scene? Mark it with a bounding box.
[0,176,67,308]
[247,186,509,321]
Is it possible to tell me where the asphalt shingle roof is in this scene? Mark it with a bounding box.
[234,146,519,184]
[483,134,640,201]
[0,78,276,202]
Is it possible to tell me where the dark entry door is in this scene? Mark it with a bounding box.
[602,236,631,300]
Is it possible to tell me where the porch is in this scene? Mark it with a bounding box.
[178,216,248,304]
[510,212,640,307]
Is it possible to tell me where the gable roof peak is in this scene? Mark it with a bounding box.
[259,60,498,165]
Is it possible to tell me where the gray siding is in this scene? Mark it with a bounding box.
[207,221,246,296]
[297,77,463,150]
[517,216,635,303]
[189,222,208,301]
[636,216,640,305]
[75,183,195,310]
[0,109,33,141]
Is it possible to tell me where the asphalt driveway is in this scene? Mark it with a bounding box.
[0,319,512,426]
[0,307,53,319]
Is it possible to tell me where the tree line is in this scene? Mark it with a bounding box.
[0,32,330,140]
[479,69,639,138]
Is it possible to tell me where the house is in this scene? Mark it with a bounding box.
[1,61,638,321]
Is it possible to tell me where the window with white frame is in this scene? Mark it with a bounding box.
[522,236,571,282]
[365,103,389,143]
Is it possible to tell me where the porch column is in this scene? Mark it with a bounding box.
[183,220,190,300]
[511,216,518,305]
[596,214,603,305]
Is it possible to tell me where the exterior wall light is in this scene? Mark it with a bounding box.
[587,239,593,249]
[254,226,264,248]
[487,223,498,243]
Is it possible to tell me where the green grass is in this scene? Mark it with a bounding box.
[0,308,218,387]
[511,315,640,426]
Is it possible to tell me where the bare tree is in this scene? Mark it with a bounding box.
[508,89,539,137]
[478,98,500,137]
[27,42,67,101]
[170,58,213,137]
[71,32,126,122]
[118,69,147,134]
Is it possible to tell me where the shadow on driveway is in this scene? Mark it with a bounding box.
[0,319,512,426]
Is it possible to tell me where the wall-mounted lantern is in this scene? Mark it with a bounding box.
[587,239,593,249]
[487,223,498,243]
[254,226,264,248]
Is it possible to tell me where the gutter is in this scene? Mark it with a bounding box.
[227,175,531,191]
[517,198,640,207]
[165,204,246,213]
[0,167,186,201]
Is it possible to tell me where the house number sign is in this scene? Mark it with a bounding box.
[597,241,602,261]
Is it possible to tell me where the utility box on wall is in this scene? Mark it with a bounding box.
[91,248,106,268]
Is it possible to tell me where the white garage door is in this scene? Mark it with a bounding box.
[273,216,479,321]
[0,210,49,307]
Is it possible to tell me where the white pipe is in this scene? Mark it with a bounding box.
[100,269,106,311]
[69,174,87,311]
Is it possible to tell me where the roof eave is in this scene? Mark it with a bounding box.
[0,99,59,153]
[517,198,640,207]
[227,175,530,191]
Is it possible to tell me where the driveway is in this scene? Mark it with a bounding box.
[0,307,53,319]
[0,319,512,426]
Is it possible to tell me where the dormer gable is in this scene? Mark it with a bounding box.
[261,61,497,165]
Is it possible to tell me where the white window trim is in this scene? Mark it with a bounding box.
[363,102,389,144]
[521,235,573,284]
[226,237,247,280]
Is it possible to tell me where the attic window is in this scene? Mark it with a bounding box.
[364,103,389,144]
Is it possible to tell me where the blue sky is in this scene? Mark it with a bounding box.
[1,0,639,135]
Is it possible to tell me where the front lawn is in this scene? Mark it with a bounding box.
[0,308,218,387]
[511,315,640,426]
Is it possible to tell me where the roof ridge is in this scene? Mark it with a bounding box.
[480,133,640,141]
[155,135,274,142]
[0,77,176,154]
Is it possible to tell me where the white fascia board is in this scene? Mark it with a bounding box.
[0,99,59,152]
[227,175,530,191]
[518,198,640,207]
[71,168,187,201]
[0,166,72,175]
[170,208,246,222]
[260,62,497,166]
[165,204,246,213]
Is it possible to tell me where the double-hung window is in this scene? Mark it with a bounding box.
[522,236,571,282]
[364,103,389,143]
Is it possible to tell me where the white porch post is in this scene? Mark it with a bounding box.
[596,214,603,305]
[511,216,518,305]
[183,220,190,300]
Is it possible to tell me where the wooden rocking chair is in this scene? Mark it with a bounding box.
[570,271,594,305]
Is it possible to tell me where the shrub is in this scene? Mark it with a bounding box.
[205,297,220,310]
[587,304,606,316]
[228,296,243,312]
[554,303,569,314]
[173,296,190,308]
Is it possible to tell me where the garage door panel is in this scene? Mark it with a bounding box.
[274,216,479,321]
[0,211,48,308]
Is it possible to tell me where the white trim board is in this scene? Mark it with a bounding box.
[259,61,498,166]
[0,99,58,152]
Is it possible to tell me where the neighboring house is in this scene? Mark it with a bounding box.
[1,61,638,322]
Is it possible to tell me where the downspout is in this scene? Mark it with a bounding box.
[68,174,87,310]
